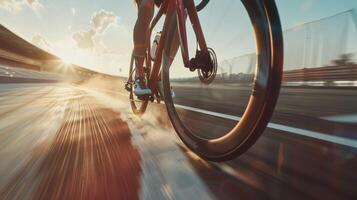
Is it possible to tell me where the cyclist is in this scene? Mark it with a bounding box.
[133,0,160,95]
[133,0,178,96]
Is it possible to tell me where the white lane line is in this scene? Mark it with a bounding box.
[101,90,357,148]
[175,104,242,121]
[174,104,357,149]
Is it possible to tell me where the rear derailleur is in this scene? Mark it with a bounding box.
[189,48,218,84]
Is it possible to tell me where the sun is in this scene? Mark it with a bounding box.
[55,49,77,65]
[50,40,81,66]
[50,40,103,73]
[60,56,73,65]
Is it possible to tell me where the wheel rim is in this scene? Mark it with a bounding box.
[161,0,283,161]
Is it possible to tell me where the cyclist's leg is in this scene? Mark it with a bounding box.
[133,0,154,80]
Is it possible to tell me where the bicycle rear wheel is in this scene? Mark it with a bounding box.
[161,0,283,161]
[128,51,150,116]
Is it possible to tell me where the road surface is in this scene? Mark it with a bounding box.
[0,72,356,200]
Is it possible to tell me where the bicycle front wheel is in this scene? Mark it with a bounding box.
[128,51,149,116]
[161,0,283,161]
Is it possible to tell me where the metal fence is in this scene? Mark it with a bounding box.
[219,9,357,85]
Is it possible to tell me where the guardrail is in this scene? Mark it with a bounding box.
[0,24,117,81]
[283,64,357,82]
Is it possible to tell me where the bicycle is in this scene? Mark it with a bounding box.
[125,0,283,161]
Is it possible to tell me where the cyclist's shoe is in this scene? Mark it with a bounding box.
[157,80,175,98]
[134,79,152,96]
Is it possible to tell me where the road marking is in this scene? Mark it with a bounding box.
[104,90,357,148]
[321,114,357,123]
[174,104,242,121]
[174,104,357,149]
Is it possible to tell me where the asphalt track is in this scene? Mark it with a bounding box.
[0,70,356,200]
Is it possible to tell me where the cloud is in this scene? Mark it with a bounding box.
[67,9,131,75]
[0,0,42,12]
[31,33,50,50]
[72,30,96,49]
[73,9,118,50]
[90,9,118,34]
[0,0,23,12]
[26,0,42,11]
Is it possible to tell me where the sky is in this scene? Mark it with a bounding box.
[0,0,356,76]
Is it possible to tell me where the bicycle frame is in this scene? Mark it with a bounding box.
[147,0,209,92]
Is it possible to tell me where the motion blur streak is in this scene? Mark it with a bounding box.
[0,84,141,200]
[0,7,356,199]
[0,77,357,199]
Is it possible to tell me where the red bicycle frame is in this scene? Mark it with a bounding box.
[147,0,209,92]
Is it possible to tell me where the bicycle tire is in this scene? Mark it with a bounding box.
[161,0,283,161]
[128,51,150,116]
